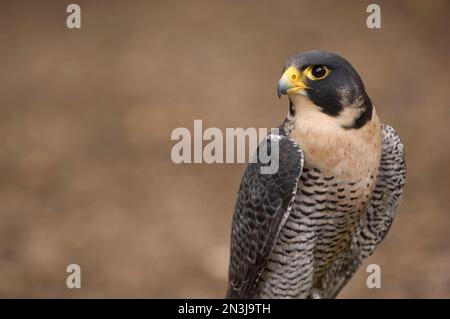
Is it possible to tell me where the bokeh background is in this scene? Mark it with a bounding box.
[1,0,449,298]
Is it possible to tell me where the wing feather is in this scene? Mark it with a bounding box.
[226,133,304,298]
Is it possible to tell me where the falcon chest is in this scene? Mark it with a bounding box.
[259,102,381,298]
[294,103,380,271]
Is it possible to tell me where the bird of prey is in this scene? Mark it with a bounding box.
[226,50,406,299]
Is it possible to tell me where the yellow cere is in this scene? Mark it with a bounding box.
[281,66,308,92]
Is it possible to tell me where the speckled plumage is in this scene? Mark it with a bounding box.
[227,123,405,299]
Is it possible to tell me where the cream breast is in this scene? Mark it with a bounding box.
[289,95,382,180]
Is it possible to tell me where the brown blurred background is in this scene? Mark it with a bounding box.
[0,0,449,298]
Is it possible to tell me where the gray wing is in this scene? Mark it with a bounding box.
[226,134,304,298]
[329,124,406,298]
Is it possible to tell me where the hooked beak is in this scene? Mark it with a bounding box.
[277,66,308,98]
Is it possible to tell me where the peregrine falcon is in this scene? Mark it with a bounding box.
[226,50,406,299]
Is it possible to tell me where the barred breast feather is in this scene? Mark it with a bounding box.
[326,124,406,298]
[227,122,405,299]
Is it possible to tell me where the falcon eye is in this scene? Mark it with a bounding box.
[312,66,326,78]
[306,65,330,80]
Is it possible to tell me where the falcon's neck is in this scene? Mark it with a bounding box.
[283,94,382,177]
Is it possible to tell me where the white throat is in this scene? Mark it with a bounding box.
[289,94,363,130]
[287,93,381,177]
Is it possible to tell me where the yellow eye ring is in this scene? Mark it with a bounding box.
[305,65,330,81]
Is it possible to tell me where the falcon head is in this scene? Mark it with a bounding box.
[277,50,373,129]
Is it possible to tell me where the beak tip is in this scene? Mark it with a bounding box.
[277,84,284,99]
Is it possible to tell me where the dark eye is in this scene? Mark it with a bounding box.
[311,65,327,79]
